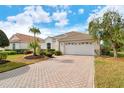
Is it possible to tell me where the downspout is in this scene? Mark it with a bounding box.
[58,41,60,51]
[64,42,65,54]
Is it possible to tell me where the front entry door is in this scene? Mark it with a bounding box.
[47,43,51,49]
[12,43,15,50]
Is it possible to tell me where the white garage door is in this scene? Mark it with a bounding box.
[62,42,94,55]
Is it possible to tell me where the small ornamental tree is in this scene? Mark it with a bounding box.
[29,26,41,56]
[0,29,9,48]
[0,29,9,62]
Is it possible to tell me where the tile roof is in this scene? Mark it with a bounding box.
[54,31,93,41]
[9,33,44,43]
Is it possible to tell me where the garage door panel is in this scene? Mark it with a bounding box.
[64,43,94,55]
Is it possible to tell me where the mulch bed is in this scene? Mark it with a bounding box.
[24,55,44,59]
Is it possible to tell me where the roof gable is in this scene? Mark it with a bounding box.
[10,35,20,42]
[54,31,93,41]
[10,33,44,43]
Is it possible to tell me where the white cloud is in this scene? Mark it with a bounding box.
[49,5,71,28]
[52,11,69,27]
[0,20,53,39]
[0,6,52,38]
[7,6,51,25]
[57,23,88,34]
[39,28,53,39]
[24,6,51,23]
[49,5,70,12]
[0,5,70,39]
[55,19,68,27]
[87,5,124,23]
[68,24,88,32]
[78,9,84,14]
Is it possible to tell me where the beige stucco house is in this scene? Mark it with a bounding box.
[7,33,43,50]
[6,31,99,55]
[41,31,100,55]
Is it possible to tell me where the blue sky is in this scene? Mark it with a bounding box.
[0,5,123,38]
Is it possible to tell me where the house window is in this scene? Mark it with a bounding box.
[12,43,15,50]
[47,43,51,49]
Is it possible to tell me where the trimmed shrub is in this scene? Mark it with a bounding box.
[48,49,55,51]
[40,50,46,56]
[45,51,53,57]
[0,51,17,55]
[39,49,56,57]
[47,49,56,54]
[15,49,29,54]
[0,52,8,60]
[55,51,62,56]
[101,48,110,55]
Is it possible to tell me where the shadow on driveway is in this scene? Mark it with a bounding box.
[0,66,30,80]
[50,58,74,63]
[61,60,74,63]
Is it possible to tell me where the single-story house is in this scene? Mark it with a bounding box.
[6,31,99,55]
[41,31,100,55]
[0,48,4,50]
[7,33,43,50]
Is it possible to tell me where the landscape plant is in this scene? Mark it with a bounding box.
[0,51,17,55]
[88,10,124,58]
[29,26,41,56]
[0,52,8,61]
[45,51,53,57]
[55,51,62,56]
[0,29,9,48]
[0,29,9,62]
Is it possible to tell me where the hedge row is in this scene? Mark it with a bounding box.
[5,49,33,54]
[0,51,17,55]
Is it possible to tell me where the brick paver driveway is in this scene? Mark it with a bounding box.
[0,55,94,88]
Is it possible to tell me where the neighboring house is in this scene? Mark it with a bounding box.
[0,48,4,50]
[41,31,100,55]
[6,33,43,50]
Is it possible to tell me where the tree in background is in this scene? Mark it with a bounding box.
[88,17,103,55]
[88,10,124,58]
[29,27,41,56]
[0,29,9,48]
[102,10,124,58]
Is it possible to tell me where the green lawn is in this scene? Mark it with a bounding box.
[0,54,48,73]
[95,56,124,88]
[0,62,27,73]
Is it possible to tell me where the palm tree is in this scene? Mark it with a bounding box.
[29,26,41,56]
[29,41,40,55]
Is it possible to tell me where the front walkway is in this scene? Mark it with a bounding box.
[0,55,94,88]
